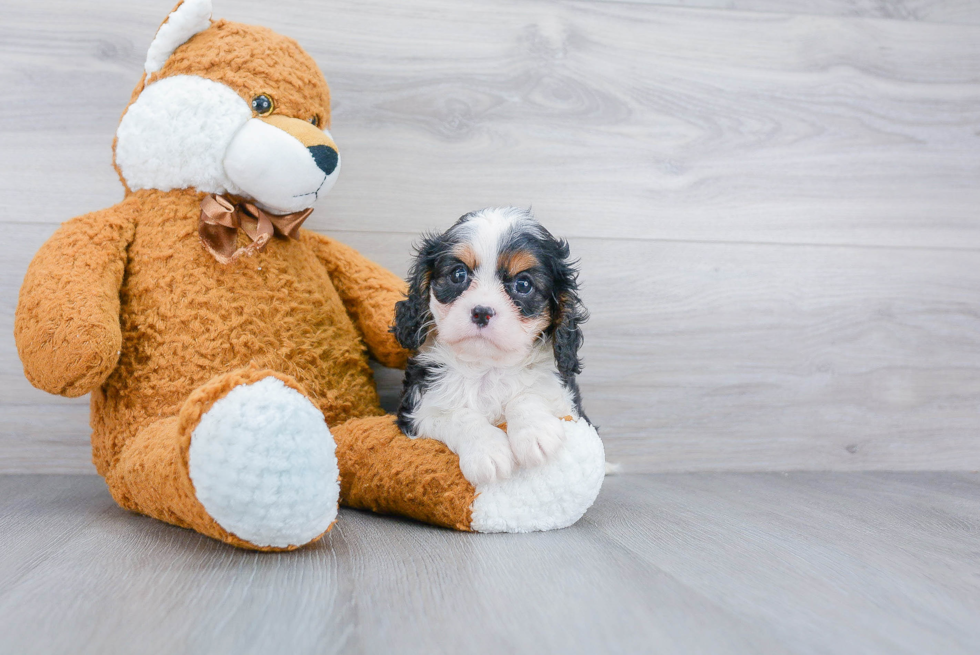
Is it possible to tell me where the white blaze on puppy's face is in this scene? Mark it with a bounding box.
[430,281,540,364]
[428,209,551,366]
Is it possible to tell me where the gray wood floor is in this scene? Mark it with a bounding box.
[3,0,980,474]
[1,472,978,655]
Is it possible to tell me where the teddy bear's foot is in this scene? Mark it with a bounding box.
[106,367,339,550]
[332,415,478,531]
[331,415,605,533]
[469,418,605,533]
[187,374,339,548]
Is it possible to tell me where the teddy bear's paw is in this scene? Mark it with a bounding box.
[188,376,339,548]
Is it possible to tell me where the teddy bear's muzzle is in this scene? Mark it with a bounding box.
[223,115,341,215]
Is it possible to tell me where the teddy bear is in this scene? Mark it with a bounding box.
[14,0,605,551]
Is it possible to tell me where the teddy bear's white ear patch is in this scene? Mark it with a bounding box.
[144,0,213,75]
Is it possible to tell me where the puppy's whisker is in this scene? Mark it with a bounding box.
[414,317,436,344]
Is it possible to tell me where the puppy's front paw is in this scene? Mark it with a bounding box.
[508,415,566,469]
[457,427,515,486]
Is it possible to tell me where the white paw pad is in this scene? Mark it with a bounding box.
[189,377,339,548]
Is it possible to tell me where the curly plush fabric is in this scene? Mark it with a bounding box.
[53,187,401,475]
[16,205,132,397]
[189,375,340,548]
[15,2,603,549]
[115,17,332,193]
[333,416,477,531]
[105,366,337,551]
[13,9,465,550]
[470,418,605,533]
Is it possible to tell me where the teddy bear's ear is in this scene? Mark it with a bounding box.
[144,0,213,75]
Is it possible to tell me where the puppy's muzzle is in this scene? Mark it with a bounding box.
[471,306,495,328]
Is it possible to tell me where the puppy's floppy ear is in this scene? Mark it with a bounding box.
[545,235,588,384]
[392,234,442,351]
[553,293,586,380]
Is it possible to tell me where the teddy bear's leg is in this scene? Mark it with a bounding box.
[331,415,478,531]
[331,415,606,533]
[105,367,339,551]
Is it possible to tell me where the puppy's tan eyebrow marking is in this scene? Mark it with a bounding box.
[452,244,477,270]
[500,249,539,277]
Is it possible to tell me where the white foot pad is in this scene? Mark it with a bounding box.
[189,377,339,548]
[470,418,605,533]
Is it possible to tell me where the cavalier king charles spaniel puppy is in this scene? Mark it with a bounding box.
[392,207,589,485]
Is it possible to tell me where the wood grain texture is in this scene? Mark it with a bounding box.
[1,473,978,654]
[595,0,980,25]
[5,225,979,472]
[341,231,980,472]
[1,0,979,472]
[3,0,980,248]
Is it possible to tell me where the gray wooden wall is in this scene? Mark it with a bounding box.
[2,0,979,473]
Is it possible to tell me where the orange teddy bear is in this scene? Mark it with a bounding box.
[15,0,604,550]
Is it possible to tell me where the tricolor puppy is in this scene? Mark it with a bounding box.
[393,207,589,485]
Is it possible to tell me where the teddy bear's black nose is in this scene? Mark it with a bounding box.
[308,145,338,176]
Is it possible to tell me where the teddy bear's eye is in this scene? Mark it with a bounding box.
[250,94,274,116]
[309,116,319,127]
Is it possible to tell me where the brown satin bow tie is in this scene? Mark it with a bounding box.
[199,194,313,264]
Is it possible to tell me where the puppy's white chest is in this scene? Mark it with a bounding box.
[421,353,571,425]
[429,367,522,423]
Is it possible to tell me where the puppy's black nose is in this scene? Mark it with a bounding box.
[471,306,495,328]
[308,145,339,176]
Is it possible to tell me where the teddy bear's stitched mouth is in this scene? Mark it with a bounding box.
[292,173,328,200]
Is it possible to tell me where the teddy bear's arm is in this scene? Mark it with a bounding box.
[15,204,135,397]
[304,231,411,369]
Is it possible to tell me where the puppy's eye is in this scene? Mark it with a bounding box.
[514,275,533,295]
[251,94,275,116]
[450,266,468,285]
